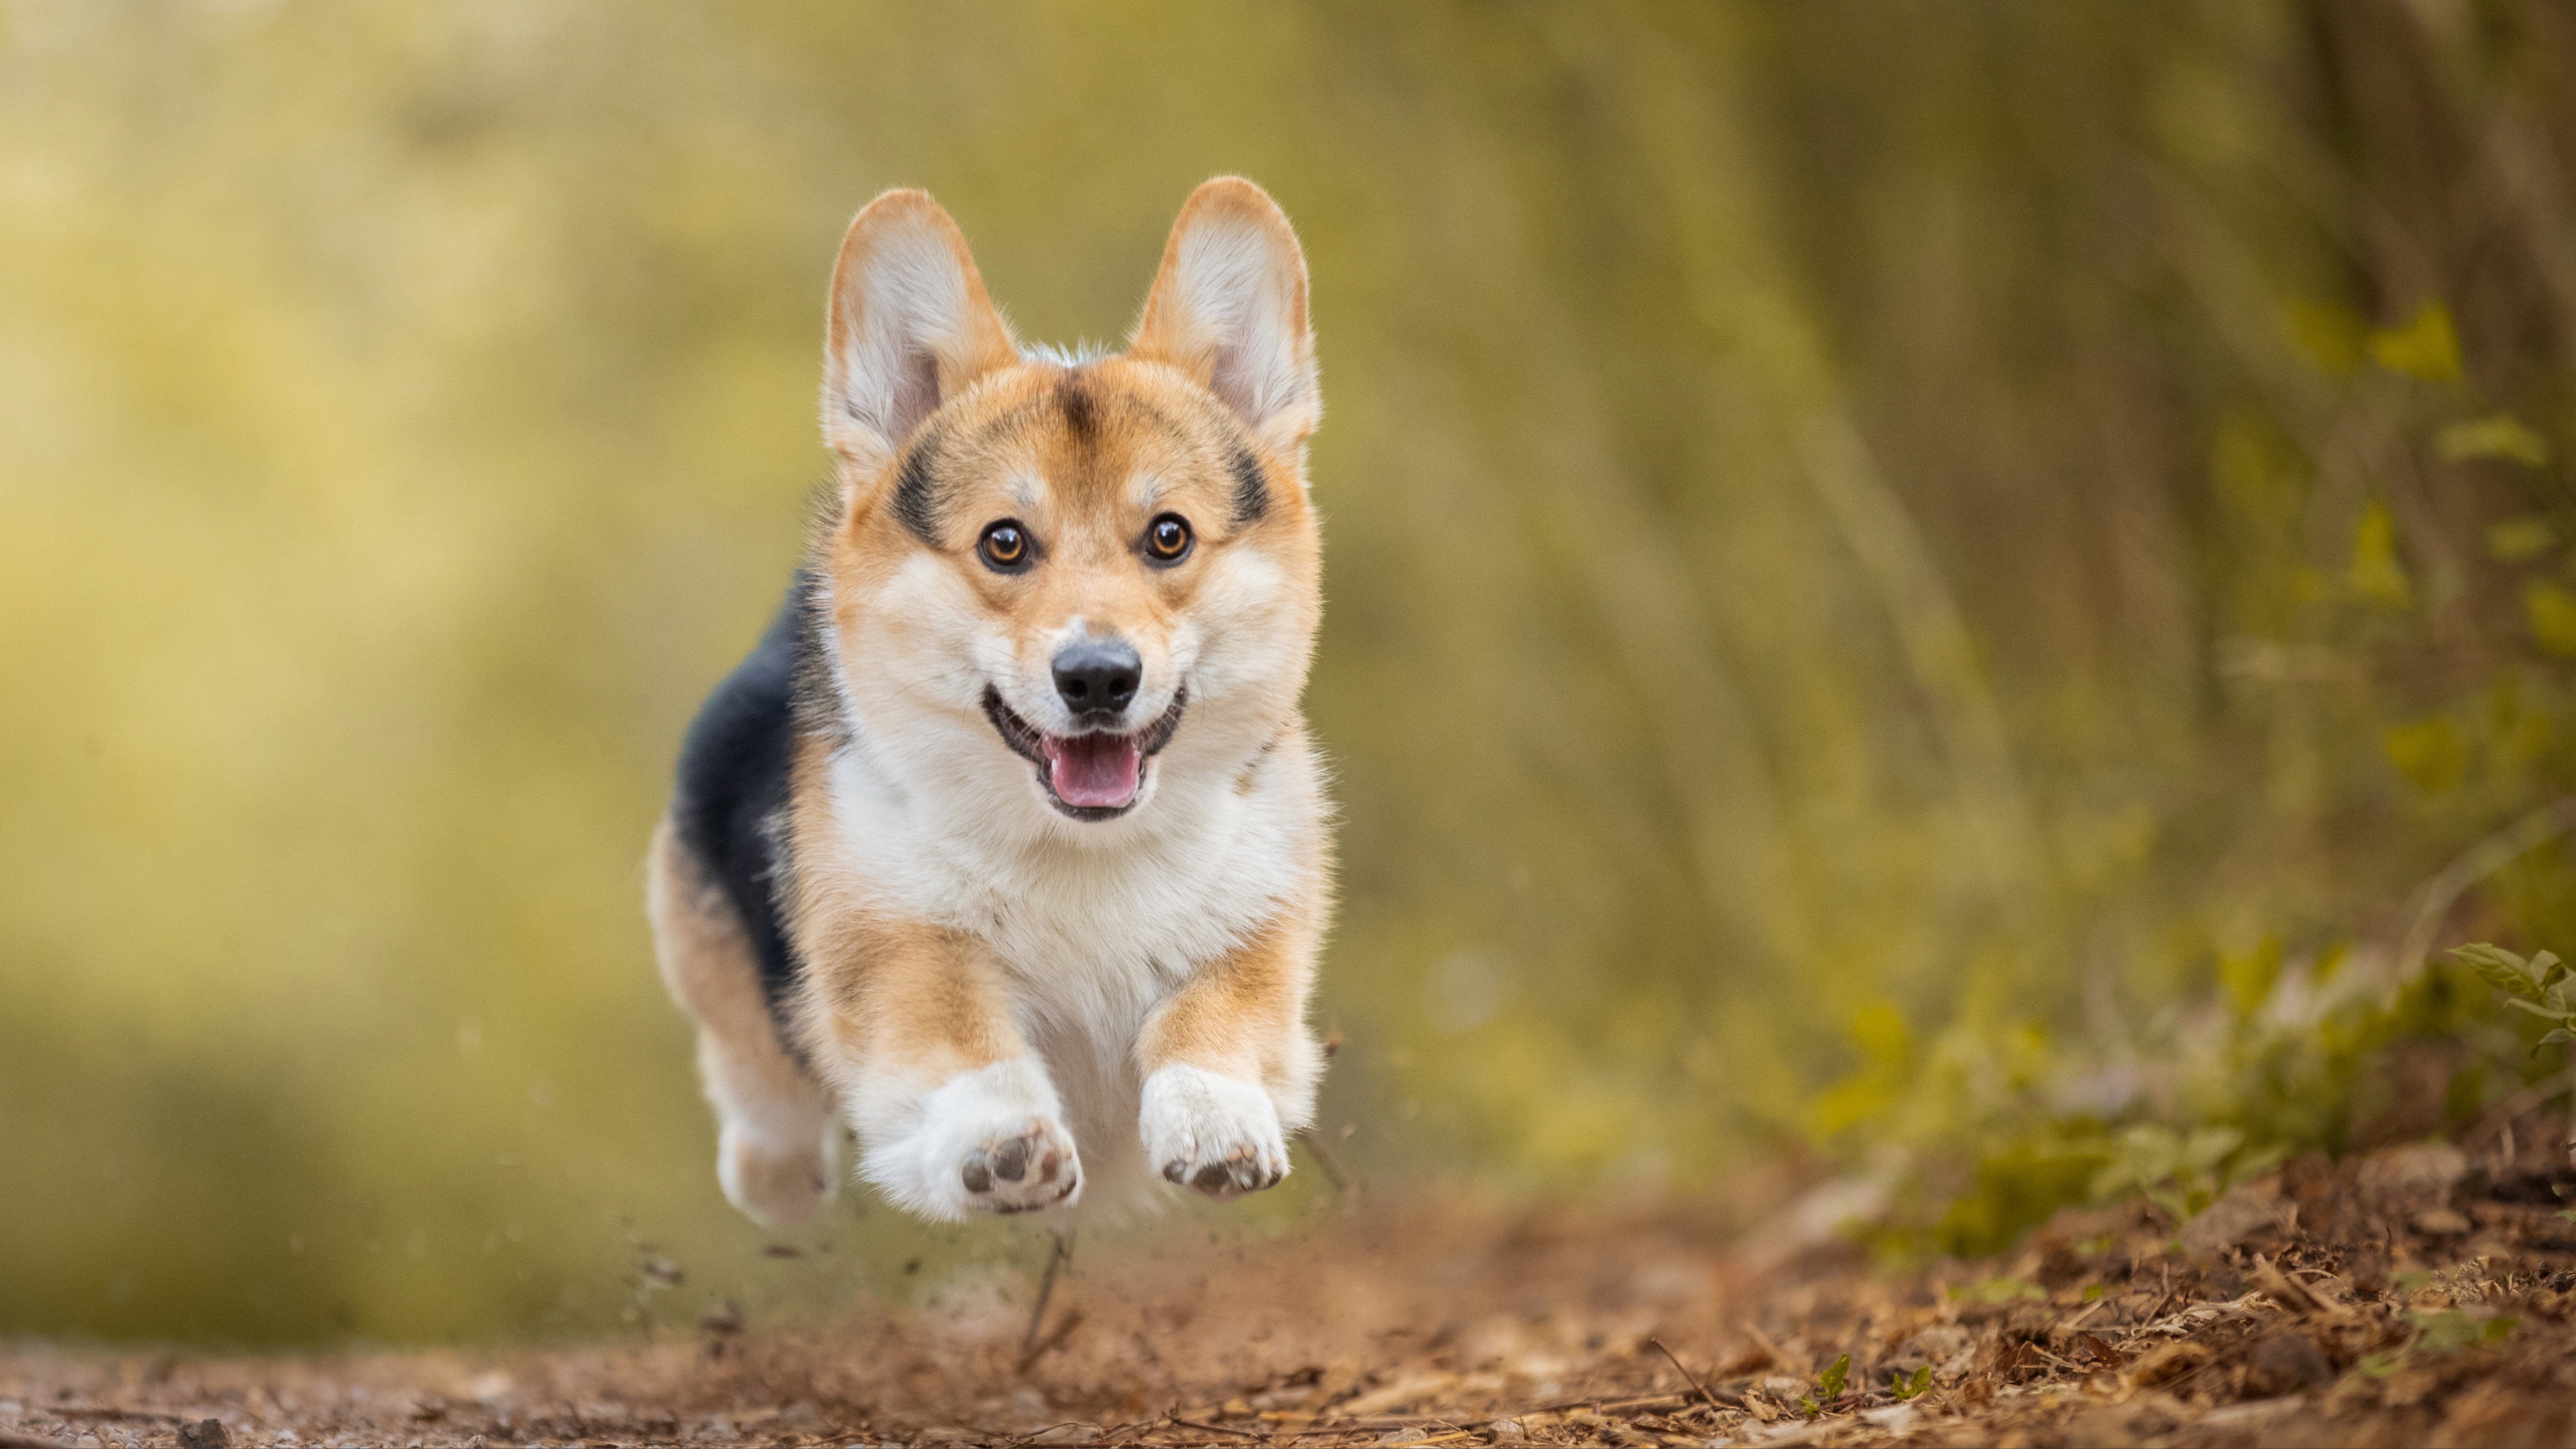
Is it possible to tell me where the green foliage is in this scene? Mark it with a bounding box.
[1860,952,2553,1261]
[1950,1277,2046,1306]
[2526,582,2576,658]
[2359,1310,2518,1375]
[2283,299,2367,376]
[2385,719,2468,796]
[1798,1353,1851,1414]
[2440,416,2551,467]
[2488,516,2558,562]
[2368,303,2464,383]
[1929,1142,2114,1260]
[2451,945,2576,1056]
[1805,1003,1915,1138]
[2349,500,2415,609]
[2218,939,2285,1018]
[1888,1366,1932,1400]
[2089,1126,2255,1224]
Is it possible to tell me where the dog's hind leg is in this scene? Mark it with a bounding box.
[646,818,839,1227]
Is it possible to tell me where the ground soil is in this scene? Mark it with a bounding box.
[6,1135,2575,1449]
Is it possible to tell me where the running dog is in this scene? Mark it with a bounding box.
[646,178,1330,1225]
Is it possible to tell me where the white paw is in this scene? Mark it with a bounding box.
[717,1116,840,1229]
[863,1058,1082,1220]
[1139,1064,1291,1198]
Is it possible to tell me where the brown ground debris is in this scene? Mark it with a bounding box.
[6,1137,2575,1448]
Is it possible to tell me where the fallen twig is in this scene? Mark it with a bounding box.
[1645,1337,1741,1409]
[1166,1410,1267,1440]
[34,1406,186,1424]
[1016,1308,1085,1375]
[1021,1227,1075,1363]
[1295,1126,1354,1195]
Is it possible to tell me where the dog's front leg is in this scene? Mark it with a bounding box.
[1136,915,1323,1198]
[805,921,1079,1220]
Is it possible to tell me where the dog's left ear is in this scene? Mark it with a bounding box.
[1129,177,1319,454]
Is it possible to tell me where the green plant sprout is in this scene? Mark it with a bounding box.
[1949,1277,2047,1306]
[2089,1125,2262,1224]
[2449,945,2576,1056]
[1797,1353,1851,1415]
[2358,1310,2519,1378]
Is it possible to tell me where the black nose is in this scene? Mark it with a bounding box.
[1052,638,1142,718]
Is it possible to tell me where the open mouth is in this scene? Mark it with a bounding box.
[982,686,1188,820]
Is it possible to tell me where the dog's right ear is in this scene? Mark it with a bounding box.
[821,190,1019,483]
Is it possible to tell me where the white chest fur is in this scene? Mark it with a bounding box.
[811,719,1321,1208]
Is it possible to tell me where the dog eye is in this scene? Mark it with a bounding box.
[977,520,1033,572]
[1144,514,1193,564]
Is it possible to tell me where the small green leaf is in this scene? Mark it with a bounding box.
[2284,298,2367,375]
[2452,944,2542,1000]
[2489,515,2559,561]
[2369,302,2462,382]
[2219,938,2283,1017]
[1952,1277,2045,1305]
[2408,1309,2510,1355]
[2386,718,2467,795]
[1889,1365,1932,1400]
[2528,580,2576,656]
[2181,1126,2244,1174]
[1817,1352,1850,1402]
[2350,500,2414,607]
[2438,414,2550,466]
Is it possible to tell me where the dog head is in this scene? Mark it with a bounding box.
[813,179,1322,833]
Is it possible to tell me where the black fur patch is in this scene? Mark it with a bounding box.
[1057,370,1099,443]
[890,430,943,545]
[670,572,820,1052]
[1229,445,1270,527]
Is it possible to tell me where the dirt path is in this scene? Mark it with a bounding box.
[6,1138,2574,1449]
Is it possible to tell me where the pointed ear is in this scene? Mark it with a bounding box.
[1129,177,1319,452]
[821,190,1019,479]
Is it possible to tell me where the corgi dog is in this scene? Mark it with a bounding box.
[646,178,1330,1226]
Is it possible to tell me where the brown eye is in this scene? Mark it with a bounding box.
[978,520,1032,572]
[1145,513,1193,564]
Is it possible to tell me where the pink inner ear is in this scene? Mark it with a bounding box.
[822,193,1022,467]
[884,346,939,444]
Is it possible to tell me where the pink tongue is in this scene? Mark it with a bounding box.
[1044,732,1142,808]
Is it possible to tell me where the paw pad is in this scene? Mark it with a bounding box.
[959,1123,1078,1214]
[1139,1065,1292,1201]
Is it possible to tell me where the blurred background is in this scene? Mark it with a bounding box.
[9,0,2576,1346]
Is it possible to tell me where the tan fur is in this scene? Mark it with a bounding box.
[1137,910,1318,1085]
[644,819,837,1226]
